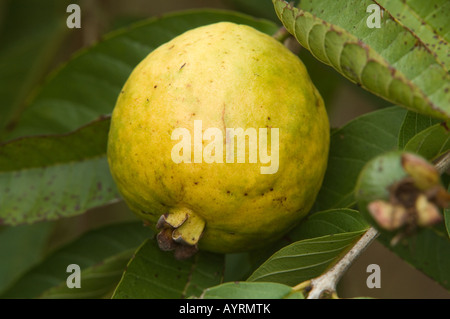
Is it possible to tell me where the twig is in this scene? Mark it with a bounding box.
[434,150,450,174]
[272,26,290,43]
[304,227,379,299]
[273,26,302,55]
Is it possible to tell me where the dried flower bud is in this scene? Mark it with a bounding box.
[415,194,443,227]
[401,153,440,190]
[367,200,408,231]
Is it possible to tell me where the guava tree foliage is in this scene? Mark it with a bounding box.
[0,0,449,299]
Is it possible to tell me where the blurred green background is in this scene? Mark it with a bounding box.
[0,0,448,299]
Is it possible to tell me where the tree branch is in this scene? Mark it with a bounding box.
[303,227,379,299]
[434,150,450,174]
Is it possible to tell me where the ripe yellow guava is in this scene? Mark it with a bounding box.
[107,22,330,258]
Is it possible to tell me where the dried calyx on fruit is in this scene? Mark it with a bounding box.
[155,208,205,259]
[356,152,450,245]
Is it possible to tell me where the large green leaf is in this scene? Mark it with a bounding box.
[445,184,450,237]
[247,230,366,286]
[200,281,303,299]
[403,123,450,160]
[247,208,369,280]
[0,222,55,294]
[112,239,224,299]
[247,208,369,284]
[0,0,71,135]
[1,222,152,299]
[273,0,450,120]
[314,106,407,211]
[0,118,119,225]
[224,0,281,23]
[2,10,278,142]
[397,110,449,162]
[375,0,449,70]
[380,227,450,291]
[398,111,441,149]
[289,208,369,241]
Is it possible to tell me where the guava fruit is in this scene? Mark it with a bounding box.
[107,22,330,258]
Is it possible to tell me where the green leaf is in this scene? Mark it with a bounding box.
[314,106,407,211]
[0,0,71,134]
[273,0,450,120]
[375,0,450,70]
[0,222,55,294]
[289,208,369,241]
[445,183,450,237]
[403,123,450,160]
[2,10,278,141]
[247,208,369,277]
[378,227,450,291]
[224,0,281,23]
[200,281,303,299]
[224,253,253,282]
[398,111,441,149]
[0,118,119,225]
[112,239,224,299]
[247,230,366,285]
[1,222,152,299]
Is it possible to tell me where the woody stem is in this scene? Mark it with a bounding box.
[434,150,450,174]
[272,26,290,43]
[305,227,379,299]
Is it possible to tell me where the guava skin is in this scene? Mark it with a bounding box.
[107,22,330,254]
